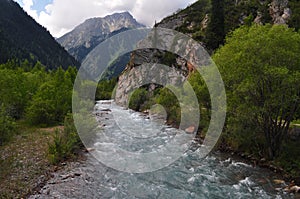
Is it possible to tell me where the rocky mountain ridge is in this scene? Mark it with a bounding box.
[57,12,144,62]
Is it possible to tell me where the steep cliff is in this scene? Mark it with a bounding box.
[115,0,300,105]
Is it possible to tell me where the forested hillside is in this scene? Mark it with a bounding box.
[0,0,79,69]
[159,0,300,52]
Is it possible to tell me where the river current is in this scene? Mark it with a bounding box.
[30,100,294,199]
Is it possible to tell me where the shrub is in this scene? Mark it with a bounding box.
[128,88,148,111]
[48,114,82,164]
[0,104,16,145]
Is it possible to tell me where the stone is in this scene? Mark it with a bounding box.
[85,148,95,152]
[269,0,290,25]
[60,174,73,180]
[285,185,300,193]
[185,126,195,134]
[254,11,263,25]
[273,179,285,184]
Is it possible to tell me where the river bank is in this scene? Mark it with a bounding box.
[0,125,85,198]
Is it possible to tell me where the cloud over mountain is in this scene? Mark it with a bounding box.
[17,0,196,37]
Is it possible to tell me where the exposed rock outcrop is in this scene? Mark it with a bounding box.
[269,0,291,24]
[254,11,263,25]
[201,14,209,31]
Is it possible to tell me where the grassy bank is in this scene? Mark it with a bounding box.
[0,120,84,198]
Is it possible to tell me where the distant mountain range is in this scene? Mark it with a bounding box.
[57,12,144,63]
[0,0,79,70]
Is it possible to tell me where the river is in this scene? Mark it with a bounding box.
[30,100,294,199]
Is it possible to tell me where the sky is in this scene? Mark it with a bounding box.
[14,0,197,38]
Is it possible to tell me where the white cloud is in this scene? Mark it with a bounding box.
[21,0,196,38]
[22,0,39,19]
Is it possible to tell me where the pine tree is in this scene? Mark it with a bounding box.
[205,0,225,52]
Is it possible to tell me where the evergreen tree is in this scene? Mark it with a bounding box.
[205,0,225,51]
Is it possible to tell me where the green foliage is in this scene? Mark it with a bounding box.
[0,104,16,145]
[0,60,77,128]
[275,139,300,176]
[26,67,76,126]
[288,0,300,31]
[155,88,181,125]
[96,78,117,100]
[128,88,148,111]
[214,24,300,159]
[188,72,211,131]
[163,0,300,53]
[0,68,28,118]
[48,114,82,164]
[161,52,177,66]
[205,0,225,51]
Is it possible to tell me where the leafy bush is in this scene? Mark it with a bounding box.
[155,88,181,125]
[128,88,148,111]
[48,114,82,164]
[26,67,74,126]
[214,24,300,159]
[0,104,16,145]
[95,78,117,100]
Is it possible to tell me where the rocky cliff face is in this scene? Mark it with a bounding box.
[57,12,144,62]
[115,0,299,106]
[269,0,291,24]
[114,28,202,107]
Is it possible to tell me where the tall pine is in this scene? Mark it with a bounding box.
[205,0,225,52]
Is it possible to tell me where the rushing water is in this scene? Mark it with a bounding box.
[30,101,294,199]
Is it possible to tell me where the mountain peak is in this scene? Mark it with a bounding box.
[106,11,133,18]
[57,12,145,62]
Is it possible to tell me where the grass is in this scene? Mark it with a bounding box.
[0,122,62,198]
